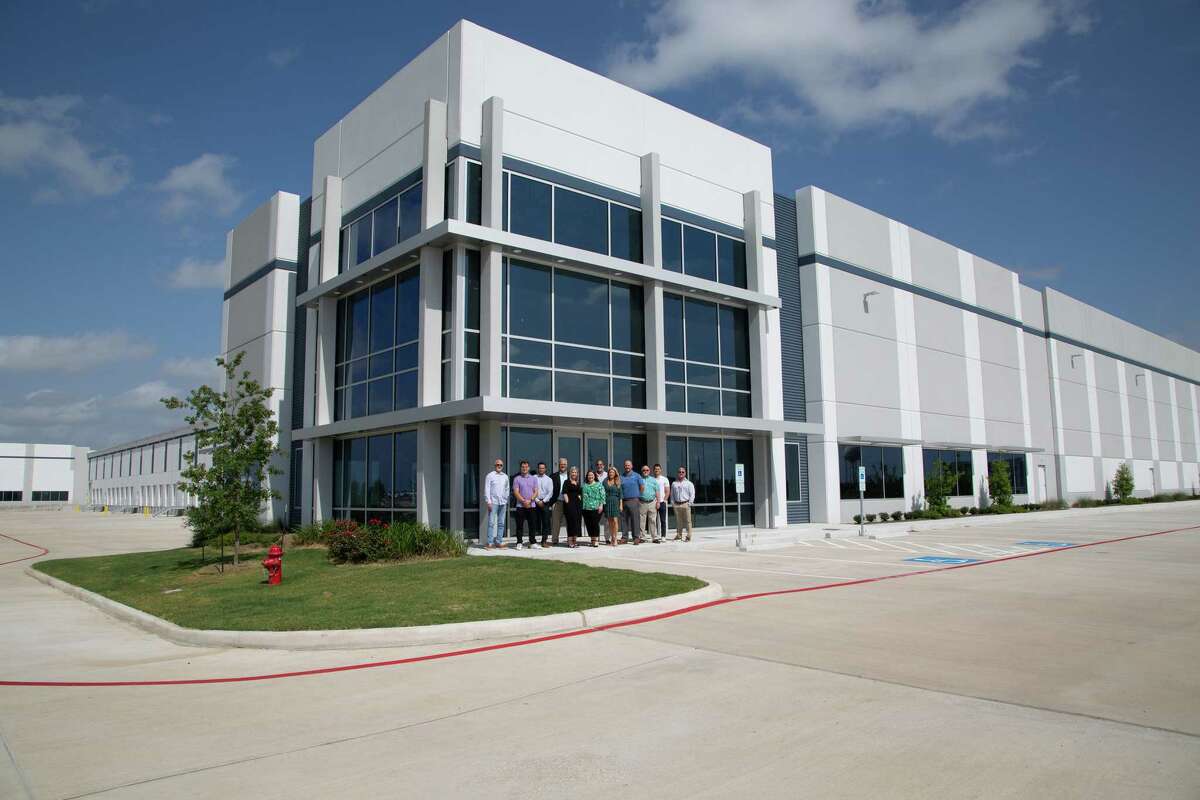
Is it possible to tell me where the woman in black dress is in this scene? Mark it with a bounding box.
[561,466,584,548]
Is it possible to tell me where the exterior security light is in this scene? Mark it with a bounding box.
[1070,354,1082,368]
[1134,373,1144,385]
[862,290,879,312]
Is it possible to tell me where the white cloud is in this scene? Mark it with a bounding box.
[1047,71,1080,94]
[167,256,226,289]
[267,47,300,68]
[0,92,131,197]
[607,0,1094,141]
[162,356,222,385]
[0,331,153,372]
[156,153,242,217]
[116,380,178,410]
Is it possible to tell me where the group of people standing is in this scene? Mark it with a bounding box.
[482,457,697,549]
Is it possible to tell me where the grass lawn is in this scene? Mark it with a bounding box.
[33,547,705,631]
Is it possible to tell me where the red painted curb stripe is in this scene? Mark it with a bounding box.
[1,523,1196,688]
[0,532,49,567]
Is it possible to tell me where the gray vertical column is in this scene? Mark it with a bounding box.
[319,176,342,283]
[416,422,442,526]
[641,153,665,413]
[421,99,447,231]
[479,97,504,398]
[449,420,466,535]
[300,439,315,524]
[312,438,333,521]
[448,245,467,402]
[479,420,503,540]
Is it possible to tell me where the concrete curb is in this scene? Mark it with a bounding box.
[852,499,1200,535]
[24,566,722,651]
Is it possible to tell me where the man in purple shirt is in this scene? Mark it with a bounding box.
[511,461,541,550]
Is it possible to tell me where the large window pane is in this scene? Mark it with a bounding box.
[612,378,645,409]
[717,236,747,288]
[466,162,482,225]
[394,370,417,410]
[610,205,643,263]
[684,298,718,364]
[882,447,903,499]
[509,175,552,241]
[840,445,861,500]
[611,353,645,378]
[663,294,684,358]
[956,451,973,496]
[662,219,683,272]
[683,226,716,281]
[666,436,687,478]
[366,434,391,507]
[372,198,398,255]
[722,391,751,417]
[554,187,608,254]
[350,383,367,419]
[555,371,609,404]
[510,338,552,367]
[347,437,366,507]
[398,184,422,242]
[509,366,551,400]
[394,431,417,508]
[465,250,481,330]
[369,279,395,353]
[611,433,646,473]
[719,306,750,368]
[689,437,723,504]
[352,217,372,266]
[686,363,719,387]
[508,260,552,339]
[556,344,608,374]
[687,386,721,415]
[785,443,802,501]
[367,377,392,416]
[666,383,686,412]
[396,269,419,343]
[348,292,369,359]
[610,282,644,353]
[509,428,552,475]
[554,271,609,347]
[862,446,883,499]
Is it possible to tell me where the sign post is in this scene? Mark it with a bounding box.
[735,463,746,551]
[857,465,866,537]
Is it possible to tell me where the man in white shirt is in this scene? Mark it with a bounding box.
[653,464,670,544]
[670,466,696,542]
[483,459,510,549]
[534,461,554,549]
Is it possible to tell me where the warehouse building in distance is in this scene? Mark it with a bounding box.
[84,20,1200,530]
[0,443,90,507]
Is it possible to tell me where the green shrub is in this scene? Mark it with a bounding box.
[891,511,904,522]
[988,459,1013,508]
[291,521,334,546]
[324,519,466,564]
[1112,463,1135,502]
[968,507,979,515]
[1071,497,1105,508]
[1038,498,1067,511]
[924,461,956,513]
[853,514,863,524]
[864,513,876,523]
[958,506,970,516]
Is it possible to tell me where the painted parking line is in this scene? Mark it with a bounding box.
[841,539,882,550]
[905,556,981,565]
[1016,541,1076,548]
[700,549,913,569]
[870,540,920,553]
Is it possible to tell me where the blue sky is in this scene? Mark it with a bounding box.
[1,0,1197,447]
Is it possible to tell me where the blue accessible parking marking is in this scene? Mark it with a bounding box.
[905,556,980,565]
[1017,541,1076,548]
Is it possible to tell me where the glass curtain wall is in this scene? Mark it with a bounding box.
[922,449,974,496]
[338,181,423,273]
[502,172,643,263]
[665,436,754,528]
[660,218,746,288]
[663,293,752,417]
[332,431,418,523]
[838,445,904,500]
[334,267,420,421]
[502,259,646,407]
[986,451,1029,494]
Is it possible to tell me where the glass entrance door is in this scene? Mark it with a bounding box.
[555,434,581,474]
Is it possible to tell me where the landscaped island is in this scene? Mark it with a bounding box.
[33,547,704,631]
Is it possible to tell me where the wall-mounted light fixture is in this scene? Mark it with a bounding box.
[862,290,880,313]
[1134,373,1144,386]
[1070,354,1082,369]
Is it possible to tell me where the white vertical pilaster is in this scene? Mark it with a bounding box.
[1168,378,1183,466]
[1146,372,1160,462]
[319,176,342,283]
[809,260,840,523]
[448,245,467,402]
[644,282,666,411]
[417,247,444,406]
[449,156,469,221]
[415,422,441,526]
[479,246,502,397]
[1116,361,1134,459]
[316,298,337,425]
[312,438,333,522]
[958,250,986,454]
[641,152,662,268]
[449,421,465,534]
[891,220,923,507]
[421,98,447,231]
[1083,351,1102,474]
[1011,275,1036,500]
[480,97,503,229]
[1190,383,1200,464]
[479,420,503,540]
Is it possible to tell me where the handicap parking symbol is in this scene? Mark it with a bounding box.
[905,556,980,565]
[1017,541,1075,548]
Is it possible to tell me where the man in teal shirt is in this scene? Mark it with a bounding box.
[638,464,661,543]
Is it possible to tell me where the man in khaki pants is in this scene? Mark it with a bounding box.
[670,466,696,541]
[638,464,660,542]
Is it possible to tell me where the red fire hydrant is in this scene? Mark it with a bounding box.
[262,544,283,585]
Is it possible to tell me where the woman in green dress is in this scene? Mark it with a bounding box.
[603,466,622,546]
[582,470,606,548]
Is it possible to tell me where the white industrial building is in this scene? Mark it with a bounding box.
[82,20,1200,529]
[0,443,90,507]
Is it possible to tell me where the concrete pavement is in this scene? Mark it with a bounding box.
[1,505,1198,798]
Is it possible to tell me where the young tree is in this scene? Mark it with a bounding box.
[1113,462,1135,502]
[162,352,279,571]
[924,460,956,513]
[988,459,1013,508]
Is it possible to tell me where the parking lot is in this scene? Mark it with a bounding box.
[1,505,1199,798]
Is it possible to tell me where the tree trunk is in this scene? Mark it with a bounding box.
[219,533,225,574]
[233,529,240,567]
